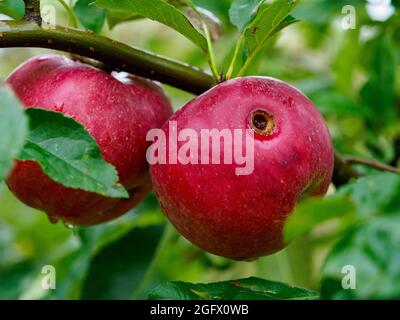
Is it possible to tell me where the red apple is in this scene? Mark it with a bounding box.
[150,77,333,260]
[6,54,173,226]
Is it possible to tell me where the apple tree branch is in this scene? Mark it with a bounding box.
[0,20,367,186]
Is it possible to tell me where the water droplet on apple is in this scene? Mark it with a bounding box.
[63,221,76,231]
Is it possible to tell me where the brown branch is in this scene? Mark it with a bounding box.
[0,21,214,95]
[0,21,368,186]
[343,155,400,174]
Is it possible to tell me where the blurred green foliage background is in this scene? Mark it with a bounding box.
[0,0,399,300]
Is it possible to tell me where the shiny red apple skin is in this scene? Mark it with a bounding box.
[6,54,173,226]
[150,77,334,260]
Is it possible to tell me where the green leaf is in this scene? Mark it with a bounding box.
[74,0,107,33]
[81,225,165,299]
[321,216,400,299]
[95,0,208,51]
[106,9,141,29]
[338,172,400,216]
[193,0,232,23]
[19,108,128,199]
[284,172,400,242]
[284,196,356,243]
[148,277,319,300]
[233,0,299,76]
[270,14,298,35]
[105,0,188,29]
[0,0,25,20]
[229,0,263,31]
[0,84,28,181]
[243,0,298,58]
[35,195,163,300]
[184,6,222,42]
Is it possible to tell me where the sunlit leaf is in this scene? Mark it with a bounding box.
[0,0,24,20]
[243,0,298,58]
[105,0,188,28]
[284,196,356,242]
[74,0,107,33]
[285,173,400,242]
[231,0,299,76]
[95,0,207,51]
[229,0,263,31]
[184,6,222,42]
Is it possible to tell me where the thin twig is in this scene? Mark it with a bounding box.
[343,155,400,174]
